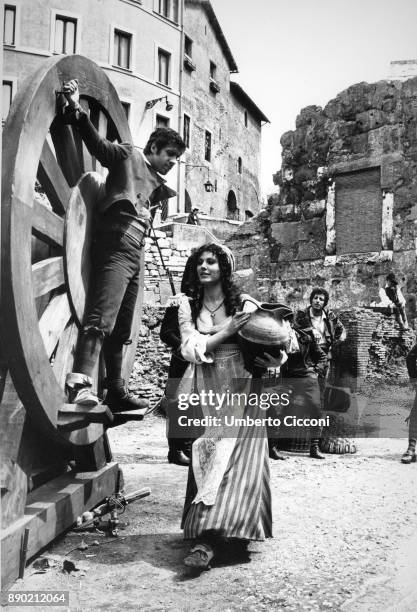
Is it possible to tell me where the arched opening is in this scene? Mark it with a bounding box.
[237,157,242,174]
[226,190,239,221]
[184,189,192,214]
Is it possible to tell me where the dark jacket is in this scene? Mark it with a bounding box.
[295,307,346,353]
[160,305,189,380]
[406,343,417,381]
[281,327,327,379]
[72,109,176,221]
[160,306,181,351]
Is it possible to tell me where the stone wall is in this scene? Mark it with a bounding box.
[226,78,417,328]
[335,309,414,389]
[143,229,192,307]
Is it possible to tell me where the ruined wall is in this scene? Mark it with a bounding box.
[227,79,417,327]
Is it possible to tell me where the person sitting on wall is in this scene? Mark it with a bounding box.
[187,207,200,226]
[61,79,186,412]
[384,273,409,330]
[401,341,417,464]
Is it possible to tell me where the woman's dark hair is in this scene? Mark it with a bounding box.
[189,243,240,323]
[386,272,398,285]
[309,287,329,307]
[143,127,186,155]
[181,251,198,295]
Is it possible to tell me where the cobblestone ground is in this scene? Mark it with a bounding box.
[8,385,417,612]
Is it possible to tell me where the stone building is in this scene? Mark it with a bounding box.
[3,0,267,222]
[228,78,417,330]
[178,0,268,223]
[3,0,183,202]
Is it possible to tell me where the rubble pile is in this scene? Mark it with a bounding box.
[335,308,414,387]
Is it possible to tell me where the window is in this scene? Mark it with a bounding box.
[183,35,196,71]
[184,35,192,57]
[209,61,220,93]
[156,0,178,23]
[121,102,130,120]
[2,80,13,121]
[158,48,171,86]
[114,30,131,69]
[183,114,191,148]
[238,157,243,174]
[156,114,170,128]
[244,110,248,127]
[4,5,16,45]
[335,168,382,254]
[204,130,212,162]
[54,16,77,54]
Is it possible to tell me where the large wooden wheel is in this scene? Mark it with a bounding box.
[1,55,140,448]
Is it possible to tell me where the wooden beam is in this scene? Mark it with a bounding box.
[50,119,82,187]
[39,292,72,357]
[32,256,65,298]
[32,200,64,247]
[59,403,114,423]
[1,462,119,589]
[38,141,71,215]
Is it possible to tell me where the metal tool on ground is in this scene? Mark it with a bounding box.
[74,488,151,536]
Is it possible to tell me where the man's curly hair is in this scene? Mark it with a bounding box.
[309,287,329,308]
[188,243,241,323]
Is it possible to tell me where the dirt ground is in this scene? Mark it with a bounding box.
[6,384,417,612]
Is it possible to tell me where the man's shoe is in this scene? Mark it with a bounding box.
[105,386,149,413]
[401,449,416,464]
[310,444,326,460]
[269,447,287,460]
[70,387,100,407]
[168,450,190,466]
[65,373,99,407]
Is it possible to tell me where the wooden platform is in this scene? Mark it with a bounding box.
[1,461,119,588]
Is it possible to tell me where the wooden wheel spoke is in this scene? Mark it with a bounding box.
[77,100,95,172]
[97,111,108,138]
[38,141,71,215]
[52,320,78,387]
[50,119,83,187]
[32,199,64,247]
[88,108,109,176]
[32,256,65,298]
[39,292,72,358]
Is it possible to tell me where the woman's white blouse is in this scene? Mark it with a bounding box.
[178,296,220,364]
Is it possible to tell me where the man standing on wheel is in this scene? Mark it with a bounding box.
[62,80,186,413]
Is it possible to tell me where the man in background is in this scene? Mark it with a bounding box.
[295,287,346,398]
[187,207,200,226]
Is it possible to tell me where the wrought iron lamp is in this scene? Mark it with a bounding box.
[185,164,214,192]
[145,95,173,111]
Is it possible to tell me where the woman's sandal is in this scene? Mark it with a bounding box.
[184,544,214,569]
[401,449,416,464]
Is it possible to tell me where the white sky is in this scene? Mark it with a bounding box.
[210,0,417,196]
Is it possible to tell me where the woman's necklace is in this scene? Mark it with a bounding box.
[203,299,225,320]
